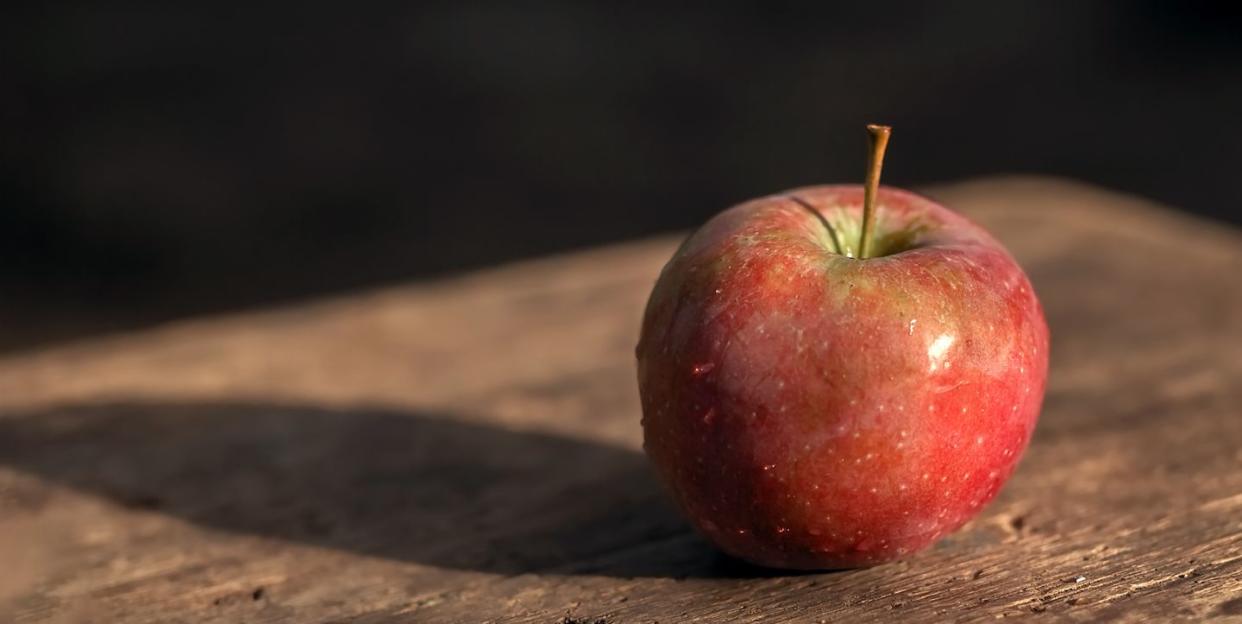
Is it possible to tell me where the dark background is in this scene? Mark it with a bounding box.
[4,2,1241,353]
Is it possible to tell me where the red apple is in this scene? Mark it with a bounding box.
[636,126,1048,569]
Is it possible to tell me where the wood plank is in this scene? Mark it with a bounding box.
[1,176,1240,622]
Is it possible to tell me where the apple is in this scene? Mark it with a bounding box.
[636,125,1048,569]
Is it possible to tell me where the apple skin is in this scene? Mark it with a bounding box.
[637,185,1048,569]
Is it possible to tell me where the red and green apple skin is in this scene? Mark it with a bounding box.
[637,185,1048,569]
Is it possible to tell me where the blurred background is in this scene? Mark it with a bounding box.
[3,2,1241,354]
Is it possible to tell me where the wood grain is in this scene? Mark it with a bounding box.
[1,176,1240,623]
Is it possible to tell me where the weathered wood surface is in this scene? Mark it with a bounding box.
[1,177,1240,623]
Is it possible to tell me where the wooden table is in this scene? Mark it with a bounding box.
[1,177,1240,623]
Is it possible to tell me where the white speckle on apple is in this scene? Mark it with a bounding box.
[927,333,955,371]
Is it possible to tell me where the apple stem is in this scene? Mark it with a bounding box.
[859,124,891,259]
